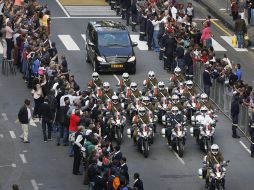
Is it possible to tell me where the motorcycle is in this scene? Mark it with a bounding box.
[198,124,215,153]
[209,162,229,190]
[110,112,126,145]
[183,96,201,122]
[157,97,171,124]
[171,124,187,157]
[127,124,153,158]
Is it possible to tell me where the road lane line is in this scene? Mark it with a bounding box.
[51,16,121,19]
[55,0,70,18]
[0,163,16,168]
[19,154,28,164]
[31,179,39,190]
[2,113,8,120]
[211,38,227,51]
[81,34,86,43]
[221,36,248,52]
[173,151,185,165]
[9,131,16,139]
[113,74,120,83]
[211,20,232,36]
[239,141,251,154]
[58,35,80,51]
[0,134,4,138]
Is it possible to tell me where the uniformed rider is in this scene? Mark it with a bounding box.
[153,81,170,99]
[117,72,131,94]
[143,71,158,95]
[101,82,114,103]
[199,93,213,111]
[88,72,103,91]
[169,67,185,88]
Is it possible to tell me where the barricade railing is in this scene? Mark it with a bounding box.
[193,61,251,141]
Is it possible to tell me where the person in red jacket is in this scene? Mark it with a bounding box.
[68,109,81,156]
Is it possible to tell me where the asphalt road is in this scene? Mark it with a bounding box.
[0,1,253,190]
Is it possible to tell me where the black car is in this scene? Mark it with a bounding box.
[85,20,137,74]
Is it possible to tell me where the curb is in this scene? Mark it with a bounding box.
[197,1,254,49]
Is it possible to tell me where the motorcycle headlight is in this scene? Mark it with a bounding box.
[97,56,106,62]
[127,56,136,62]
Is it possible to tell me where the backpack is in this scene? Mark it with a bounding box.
[113,176,120,190]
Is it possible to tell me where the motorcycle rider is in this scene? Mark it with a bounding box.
[203,144,225,188]
[143,71,158,95]
[141,96,157,132]
[171,94,184,111]
[117,72,132,94]
[153,81,170,99]
[87,72,103,92]
[126,82,142,114]
[199,93,213,111]
[108,95,124,114]
[100,82,114,103]
[183,80,197,99]
[132,107,150,144]
[165,106,184,146]
[169,67,185,89]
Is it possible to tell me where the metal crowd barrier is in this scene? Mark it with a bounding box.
[193,61,251,141]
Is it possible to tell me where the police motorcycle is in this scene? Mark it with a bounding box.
[116,73,131,107]
[157,96,172,124]
[183,95,201,122]
[199,155,230,189]
[171,82,189,104]
[87,72,103,95]
[190,106,217,142]
[198,124,215,153]
[110,111,126,145]
[127,107,154,158]
[142,71,158,96]
[161,106,187,157]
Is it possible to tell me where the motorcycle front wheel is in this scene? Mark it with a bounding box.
[143,140,149,158]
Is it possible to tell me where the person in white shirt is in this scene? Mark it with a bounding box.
[171,4,178,20]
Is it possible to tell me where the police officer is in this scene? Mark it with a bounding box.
[110,95,124,114]
[199,93,213,111]
[101,82,114,103]
[117,72,131,94]
[171,94,184,111]
[143,71,158,95]
[154,81,170,99]
[141,96,155,113]
[169,67,185,88]
[87,72,103,92]
[127,82,142,102]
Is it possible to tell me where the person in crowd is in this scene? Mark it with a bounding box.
[73,126,85,175]
[38,98,53,142]
[146,14,154,51]
[120,157,129,185]
[18,99,31,143]
[130,0,138,32]
[200,21,212,48]
[231,92,241,138]
[203,65,212,99]
[5,20,14,60]
[235,63,243,81]
[133,173,144,190]
[31,82,44,118]
[185,2,194,24]
[235,14,247,48]
[231,0,239,20]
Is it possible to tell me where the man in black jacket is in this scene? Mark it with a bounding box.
[203,65,212,99]
[235,15,247,48]
[231,93,241,138]
[120,157,129,184]
[18,99,31,143]
[121,0,131,20]
[133,173,144,190]
[146,15,154,51]
[39,98,53,142]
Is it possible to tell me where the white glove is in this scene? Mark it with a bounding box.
[81,147,86,152]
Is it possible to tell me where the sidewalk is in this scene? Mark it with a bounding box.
[198,0,254,48]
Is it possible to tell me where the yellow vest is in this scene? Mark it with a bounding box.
[42,15,49,27]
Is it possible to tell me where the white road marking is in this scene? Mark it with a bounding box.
[19,154,28,164]
[0,163,16,168]
[81,34,86,43]
[23,150,28,153]
[211,38,227,51]
[55,0,70,18]
[58,35,80,51]
[221,36,248,52]
[51,16,121,19]
[130,34,147,51]
[0,134,4,138]
[2,113,8,120]
[9,131,16,139]
[219,8,226,11]
[113,74,120,83]
[0,41,3,54]
[37,183,43,186]
[30,179,39,190]
[239,141,251,154]
[193,18,218,21]
[173,151,185,165]
[65,5,115,16]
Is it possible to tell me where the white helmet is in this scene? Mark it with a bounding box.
[158,81,165,90]
[138,107,146,116]
[130,82,137,91]
[103,82,110,91]
[200,106,208,115]
[174,67,181,76]
[148,71,155,80]
[142,96,150,105]
[171,106,179,115]
[112,95,119,104]
[200,93,208,102]
[211,144,219,155]
[92,72,99,81]
[172,94,179,104]
[122,72,129,82]
[186,80,193,89]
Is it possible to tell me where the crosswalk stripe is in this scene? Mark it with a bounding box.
[130,34,147,51]
[58,35,80,50]
[221,36,248,52]
[65,6,116,16]
[212,38,227,51]
[81,34,86,43]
